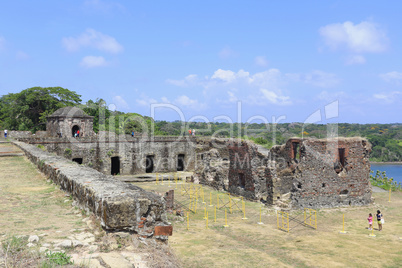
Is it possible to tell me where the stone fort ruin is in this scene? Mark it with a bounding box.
[13,106,373,211]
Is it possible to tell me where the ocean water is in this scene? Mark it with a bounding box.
[371,163,402,184]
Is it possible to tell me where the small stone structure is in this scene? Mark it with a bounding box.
[46,107,94,138]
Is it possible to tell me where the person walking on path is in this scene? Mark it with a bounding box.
[367,213,373,230]
[376,210,383,231]
[192,129,195,136]
[131,131,134,137]
[4,129,7,138]
[188,129,192,135]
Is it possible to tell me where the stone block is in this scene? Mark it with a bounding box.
[154,225,173,236]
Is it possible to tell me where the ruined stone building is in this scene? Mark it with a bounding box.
[15,106,373,209]
[195,137,372,209]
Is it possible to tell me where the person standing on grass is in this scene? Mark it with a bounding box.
[368,213,373,230]
[376,210,383,231]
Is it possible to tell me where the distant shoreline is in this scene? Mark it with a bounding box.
[370,162,402,165]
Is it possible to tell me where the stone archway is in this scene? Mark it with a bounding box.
[177,154,185,171]
[72,125,80,137]
[146,155,154,173]
[111,156,120,175]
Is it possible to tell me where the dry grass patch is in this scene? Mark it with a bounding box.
[134,179,402,268]
[0,147,85,239]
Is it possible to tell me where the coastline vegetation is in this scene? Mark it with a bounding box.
[370,170,402,191]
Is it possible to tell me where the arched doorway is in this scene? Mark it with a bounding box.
[111,156,120,175]
[177,154,185,171]
[146,155,154,173]
[72,125,80,137]
[72,158,83,164]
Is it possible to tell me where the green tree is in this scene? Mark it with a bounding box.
[0,87,81,132]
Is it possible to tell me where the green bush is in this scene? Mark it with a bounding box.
[42,250,73,266]
[64,148,72,157]
[36,144,46,151]
[370,170,401,191]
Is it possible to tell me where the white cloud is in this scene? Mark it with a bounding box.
[219,46,237,59]
[319,20,388,53]
[136,94,206,110]
[166,74,198,87]
[373,91,402,103]
[260,89,291,105]
[345,55,366,65]
[161,97,170,103]
[80,56,108,68]
[255,56,268,67]
[176,95,197,107]
[112,95,129,110]
[167,68,340,107]
[136,94,157,107]
[62,28,123,54]
[211,69,239,83]
[175,95,207,110]
[227,91,238,102]
[380,71,402,83]
[249,69,282,88]
[16,51,30,60]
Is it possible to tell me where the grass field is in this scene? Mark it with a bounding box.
[0,148,85,240]
[133,177,402,268]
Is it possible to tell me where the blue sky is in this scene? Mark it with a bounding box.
[0,1,401,124]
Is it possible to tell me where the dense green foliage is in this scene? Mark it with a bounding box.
[152,121,402,161]
[1,87,401,162]
[0,87,81,132]
[370,170,401,191]
[80,98,161,135]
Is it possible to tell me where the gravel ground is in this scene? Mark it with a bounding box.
[372,186,387,192]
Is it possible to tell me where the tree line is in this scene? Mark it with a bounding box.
[1,87,401,162]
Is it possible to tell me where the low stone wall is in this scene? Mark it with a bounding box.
[13,140,172,240]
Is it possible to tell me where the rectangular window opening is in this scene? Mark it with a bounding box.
[239,173,245,189]
[292,142,300,160]
[338,148,345,167]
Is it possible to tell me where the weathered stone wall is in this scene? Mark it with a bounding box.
[17,133,196,176]
[281,138,372,208]
[194,138,230,190]
[15,132,372,210]
[1,130,33,138]
[194,137,372,209]
[194,138,273,202]
[13,140,172,239]
[226,140,277,203]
